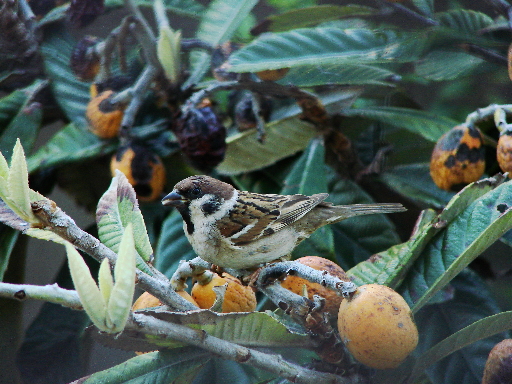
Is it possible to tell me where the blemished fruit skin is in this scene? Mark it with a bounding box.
[191,272,257,313]
[86,90,123,139]
[337,284,419,369]
[110,145,166,202]
[482,339,512,384]
[497,133,512,176]
[281,256,350,317]
[430,124,485,191]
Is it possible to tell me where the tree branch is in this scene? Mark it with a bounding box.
[129,312,353,384]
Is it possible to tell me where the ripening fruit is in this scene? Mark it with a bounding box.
[191,272,257,313]
[86,90,123,139]
[430,124,485,191]
[110,144,166,202]
[337,284,418,369]
[482,339,512,384]
[281,256,350,317]
[497,132,512,176]
[132,291,198,311]
[256,68,290,81]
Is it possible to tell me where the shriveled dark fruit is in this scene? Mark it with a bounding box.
[281,256,350,317]
[430,124,485,191]
[173,107,227,172]
[70,35,100,81]
[110,144,166,202]
[337,284,418,369]
[482,339,512,384]
[86,90,123,139]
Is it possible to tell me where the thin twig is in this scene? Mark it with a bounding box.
[0,282,82,310]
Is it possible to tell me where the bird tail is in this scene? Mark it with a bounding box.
[326,203,406,223]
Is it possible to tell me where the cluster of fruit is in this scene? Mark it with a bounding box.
[133,256,419,370]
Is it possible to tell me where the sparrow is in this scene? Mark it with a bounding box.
[162,175,406,269]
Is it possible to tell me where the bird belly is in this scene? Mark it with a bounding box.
[212,228,304,269]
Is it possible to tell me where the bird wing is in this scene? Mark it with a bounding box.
[217,192,328,246]
[268,193,329,233]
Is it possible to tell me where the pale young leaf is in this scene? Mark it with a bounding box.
[107,223,136,332]
[98,258,114,305]
[7,139,35,222]
[65,242,107,330]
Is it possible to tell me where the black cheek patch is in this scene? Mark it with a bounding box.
[201,196,222,216]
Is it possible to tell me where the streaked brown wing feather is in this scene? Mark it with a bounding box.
[269,193,328,232]
[217,192,328,245]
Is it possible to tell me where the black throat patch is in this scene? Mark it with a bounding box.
[177,205,194,234]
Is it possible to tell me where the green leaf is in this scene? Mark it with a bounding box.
[412,309,512,381]
[27,123,115,173]
[280,63,398,87]
[255,5,376,33]
[380,163,454,209]
[184,0,258,88]
[349,174,505,289]
[228,28,426,73]
[82,347,209,384]
[0,80,45,158]
[409,272,505,384]
[281,138,334,258]
[0,226,19,281]
[107,223,136,332]
[136,310,311,349]
[0,87,28,125]
[154,210,195,279]
[105,0,205,18]
[436,9,494,36]
[216,88,362,175]
[411,0,434,16]
[416,50,486,81]
[411,184,512,312]
[40,26,91,126]
[344,106,457,142]
[97,172,153,267]
[398,176,512,309]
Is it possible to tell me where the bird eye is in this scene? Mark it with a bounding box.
[191,187,201,197]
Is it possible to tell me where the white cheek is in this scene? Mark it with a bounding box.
[189,190,239,225]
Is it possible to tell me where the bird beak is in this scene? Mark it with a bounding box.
[162,191,187,207]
